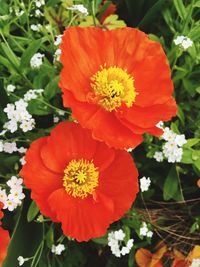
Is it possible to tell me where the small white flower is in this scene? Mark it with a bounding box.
[30,24,42,31]
[9,187,25,205]
[182,38,193,49]
[67,4,88,16]
[153,151,164,162]
[162,127,177,142]
[24,89,43,101]
[30,53,44,68]
[127,148,133,152]
[18,147,27,154]
[17,256,27,266]
[114,229,125,241]
[174,35,185,45]
[3,198,17,211]
[20,119,35,132]
[6,84,16,93]
[108,230,134,257]
[35,9,43,17]
[189,258,200,267]
[146,231,153,238]
[0,188,7,204]
[51,244,65,255]
[57,110,65,116]
[121,246,129,256]
[126,239,134,249]
[3,142,17,153]
[7,176,23,188]
[35,0,45,8]
[175,134,187,147]
[53,116,59,123]
[140,222,148,236]
[174,35,193,50]
[0,140,4,152]
[15,99,28,110]
[140,177,151,192]
[15,8,24,16]
[4,120,18,133]
[54,48,61,61]
[20,156,26,165]
[54,35,63,46]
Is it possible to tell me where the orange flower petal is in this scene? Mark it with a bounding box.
[48,189,114,242]
[0,227,10,266]
[62,90,143,149]
[20,138,62,220]
[98,150,138,221]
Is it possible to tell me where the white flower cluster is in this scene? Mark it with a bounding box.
[189,258,200,267]
[174,35,193,49]
[24,89,43,101]
[154,123,187,163]
[30,53,44,68]
[17,256,28,266]
[15,7,24,17]
[3,99,35,133]
[53,35,63,62]
[30,24,42,32]
[139,222,153,238]
[140,176,151,192]
[51,244,65,255]
[67,4,88,16]
[108,229,134,257]
[0,141,26,155]
[6,84,16,93]
[0,176,25,211]
[35,0,45,8]
[34,0,45,17]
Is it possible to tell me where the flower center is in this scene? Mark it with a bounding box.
[63,159,99,199]
[90,66,137,112]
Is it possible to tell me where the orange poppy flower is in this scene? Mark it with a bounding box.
[135,245,167,267]
[0,203,10,266]
[20,121,138,241]
[59,27,177,149]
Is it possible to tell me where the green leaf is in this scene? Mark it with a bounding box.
[92,234,108,245]
[20,39,42,70]
[27,201,40,222]
[3,197,43,267]
[28,99,53,115]
[1,42,20,69]
[44,76,60,100]
[184,138,200,148]
[163,166,182,201]
[45,226,54,248]
[138,0,166,30]
[173,0,186,20]
[181,149,194,164]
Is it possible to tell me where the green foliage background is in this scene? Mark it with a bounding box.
[0,0,200,266]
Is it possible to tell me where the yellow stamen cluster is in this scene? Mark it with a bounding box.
[90,66,137,112]
[63,159,99,199]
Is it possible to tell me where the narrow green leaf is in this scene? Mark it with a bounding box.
[1,42,20,69]
[44,76,60,100]
[3,197,43,267]
[20,39,42,70]
[173,0,186,20]
[163,166,181,201]
[184,138,200,148]
[27,201,40,222]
